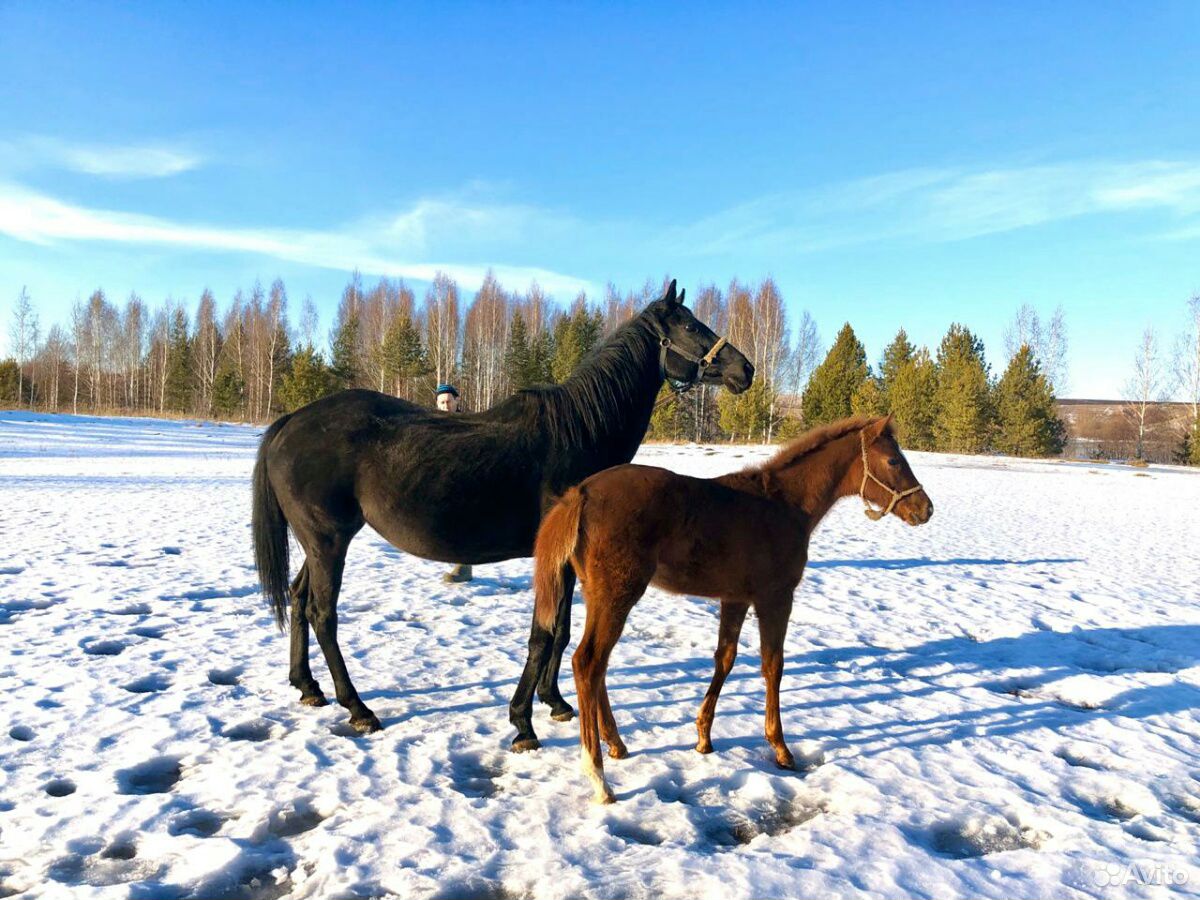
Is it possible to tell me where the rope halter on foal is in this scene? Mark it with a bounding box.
[860,429,924,521]
[658,334,728,394]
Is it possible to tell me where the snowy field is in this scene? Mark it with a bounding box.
[1,410,1199,900]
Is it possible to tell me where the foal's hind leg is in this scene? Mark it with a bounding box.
[696,601,748,754]
[756,595,796,769]
[572,581,641,803]
[305,537,382,734]
[288,563,327,707]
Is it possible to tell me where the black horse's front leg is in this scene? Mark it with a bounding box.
[536,565,576,721]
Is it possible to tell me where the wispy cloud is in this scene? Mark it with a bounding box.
[0,136,203,179]
[0,181,593,296]
[664,160,1200,257]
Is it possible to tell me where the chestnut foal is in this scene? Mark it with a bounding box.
[533,415,933,803]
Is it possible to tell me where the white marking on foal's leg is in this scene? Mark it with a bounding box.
[580,744,615,804]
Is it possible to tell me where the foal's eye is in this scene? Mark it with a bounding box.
[887,457,900,466]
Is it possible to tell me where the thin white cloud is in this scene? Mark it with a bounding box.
[0,136,203,179]
[0,181,593,296]
[665,160,1200,256]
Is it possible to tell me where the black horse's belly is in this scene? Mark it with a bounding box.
[356,426,544,565]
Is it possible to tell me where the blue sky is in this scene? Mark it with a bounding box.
[2,2,1198,398]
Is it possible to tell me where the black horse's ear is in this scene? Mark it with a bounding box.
[678,287,686,306]
[663,279,678,307]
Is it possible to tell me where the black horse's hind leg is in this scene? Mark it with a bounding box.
[288,563,327,707]
[509,565,575,751]
[509,619,551,751]
[536,565,576,721]
[305,538,382,734]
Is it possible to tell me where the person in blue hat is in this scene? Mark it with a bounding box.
[436,383,473,583]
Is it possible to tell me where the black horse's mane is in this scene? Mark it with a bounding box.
[518,311,661,457]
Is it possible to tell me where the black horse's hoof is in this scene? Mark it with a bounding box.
[350,713,383,734]
[511,735,541,753]
[550,705,576,722]
[300,693,328,707]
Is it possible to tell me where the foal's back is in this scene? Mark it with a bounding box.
[574,463,808,602]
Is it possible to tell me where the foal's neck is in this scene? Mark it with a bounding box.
[734,430,863,524]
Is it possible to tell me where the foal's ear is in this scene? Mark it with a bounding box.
[866,414,893,442]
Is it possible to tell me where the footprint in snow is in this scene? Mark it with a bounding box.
[9,725,34,741]
[122,673,172,694]
[207,666,242,686]
[168,808,227,838]
[223,720,278,742]
[83,639,126,656]
[44,778,77,797]
[929,815,1046,857]
[116,757,182,795]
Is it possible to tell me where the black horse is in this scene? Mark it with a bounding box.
[252,280,753,749]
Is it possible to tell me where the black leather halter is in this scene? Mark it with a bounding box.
[658,334,729,394]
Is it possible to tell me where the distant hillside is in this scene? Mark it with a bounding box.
[1057,399,1193,463]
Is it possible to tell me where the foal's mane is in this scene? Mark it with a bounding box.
[520,311,661,455]
[756,415,888,474]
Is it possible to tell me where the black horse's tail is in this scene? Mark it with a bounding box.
[253,414,293,631]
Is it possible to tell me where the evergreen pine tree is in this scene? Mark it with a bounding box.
[801,323,868,426]
[718,379,774,442]
[212,353,245,417]
[164,306,194,411]
[879,329,915,399]
[504,311,535,390]
[530,329,555,384]
[0,359,19,405]
[381,313,429,396]
[280,344,338,411]
[550,306,604,381]
[850,375,887,417]
[933,323,993,453]
[889,348,938,450]
[330,312,361,390]
[1181,416,1200,466]
[993,345,1066,457]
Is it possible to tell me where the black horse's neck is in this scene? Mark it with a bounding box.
[538,312,664,490]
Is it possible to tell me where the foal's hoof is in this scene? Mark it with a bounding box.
[350,713,383,734]
[695,739,714,755]
[607,742,628,760]
[300,693,328,707]
[511,735,541,753]
[774,754,797,771]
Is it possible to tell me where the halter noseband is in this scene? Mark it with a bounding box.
[658,334,728,394]
[860,429,924,521]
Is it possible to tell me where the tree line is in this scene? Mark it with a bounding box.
[3,274,1197,463]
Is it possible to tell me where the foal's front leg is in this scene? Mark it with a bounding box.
[757,596,795,769]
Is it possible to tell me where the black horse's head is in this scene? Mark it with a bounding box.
[649,280,754,394]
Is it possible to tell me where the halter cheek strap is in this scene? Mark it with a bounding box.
[659,334,728,394]
[860,430,924,521]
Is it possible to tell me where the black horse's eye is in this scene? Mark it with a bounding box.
[685,323,697,332]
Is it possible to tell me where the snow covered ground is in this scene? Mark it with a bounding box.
[1,410,1198,900]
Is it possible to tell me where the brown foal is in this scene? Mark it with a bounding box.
[532,414,933,803]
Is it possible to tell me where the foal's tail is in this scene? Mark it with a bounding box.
[534,487,585,630]
[253,413,294,632]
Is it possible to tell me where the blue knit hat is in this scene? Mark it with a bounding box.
[435,383,459,398]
